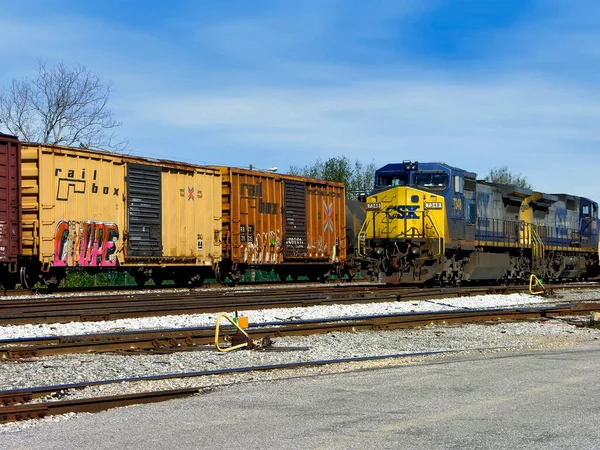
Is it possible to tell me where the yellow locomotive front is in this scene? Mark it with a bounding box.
[358,185,446,283]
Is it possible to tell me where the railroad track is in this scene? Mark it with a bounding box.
[1,302,598,424]
[1,302,597,359]
[0,277,348,297]
[0,348,495,424]
[0,282,590,326]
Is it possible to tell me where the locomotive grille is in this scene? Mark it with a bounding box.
[126,163,162,257]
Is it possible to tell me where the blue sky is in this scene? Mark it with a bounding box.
[1,0,599,199]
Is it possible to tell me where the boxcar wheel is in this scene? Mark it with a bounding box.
[278,271,289,282]
[190,275,205,288]
[20,267,35,290]
[134,273,148,287]
[172,274,189,287]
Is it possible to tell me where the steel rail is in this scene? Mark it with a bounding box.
[1,302,597,359]
[0,283,582,326]
[0,348,485,423]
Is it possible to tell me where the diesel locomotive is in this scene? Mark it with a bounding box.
[358,161,600,285]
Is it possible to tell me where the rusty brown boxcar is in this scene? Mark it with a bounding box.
[213,167,350,282]
[0,133,22,288]
[18,143,222,288]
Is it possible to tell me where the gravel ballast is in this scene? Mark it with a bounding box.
[1,287,600,433]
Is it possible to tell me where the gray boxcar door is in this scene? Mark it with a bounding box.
[283,180,307,259]
[127,164,162,256]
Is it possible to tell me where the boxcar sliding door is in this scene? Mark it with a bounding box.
[127,164,162,257]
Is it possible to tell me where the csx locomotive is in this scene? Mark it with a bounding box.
[358,161,600,284]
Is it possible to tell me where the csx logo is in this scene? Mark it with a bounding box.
[385,205,419,219]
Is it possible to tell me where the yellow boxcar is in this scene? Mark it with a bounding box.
[20,143,221,287]
[212,167,346,282]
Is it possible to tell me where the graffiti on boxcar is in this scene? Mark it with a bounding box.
[242,229,282,264]
[307,233,328,256]
[53,220,120,267]
[284,237,307,258]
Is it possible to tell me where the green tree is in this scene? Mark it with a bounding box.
[289,156,376,198]
[484,166,532,189]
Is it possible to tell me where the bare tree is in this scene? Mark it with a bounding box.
[484,166,532,189]
[0,60,126,150]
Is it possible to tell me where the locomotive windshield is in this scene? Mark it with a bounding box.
[415,172,449,190]
[376,173,409,188]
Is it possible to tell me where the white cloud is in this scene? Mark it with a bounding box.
[2,1,600,200]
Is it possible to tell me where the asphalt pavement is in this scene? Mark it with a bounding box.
[3,343,600,449]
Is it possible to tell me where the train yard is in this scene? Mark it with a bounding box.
[0,281,591,326]
[1,284,600,428]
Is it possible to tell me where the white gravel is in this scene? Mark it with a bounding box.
[1,287,600,433]
[0,289,592,340]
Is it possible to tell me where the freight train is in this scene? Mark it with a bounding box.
[358,161,600,285]
[1,131,597,290]
[0,132,362,289]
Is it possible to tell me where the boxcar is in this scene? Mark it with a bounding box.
[18,143,222,287]
[0,133,21,288]
[213,167,347,282]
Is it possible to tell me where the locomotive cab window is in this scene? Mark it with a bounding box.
[583,204,598,217]
[377,174,408,187]
[453,175,463,194]
[415,172,448,190]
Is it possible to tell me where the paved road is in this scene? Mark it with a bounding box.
[3,344,600,449]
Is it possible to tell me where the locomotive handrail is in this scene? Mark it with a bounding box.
[356,213,371,256]
[423,211,444,258]
[523,223,545,259]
